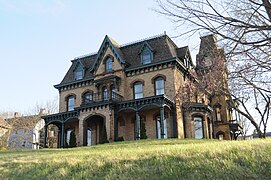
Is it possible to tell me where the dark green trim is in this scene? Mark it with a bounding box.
[182,102,213,113]
[125,57,188,77]
[125,57,176,72]
[91,35,125,72]
[54,76,94,89]
[55,57,188,90]
[42,111,78,125]
[118,95,175,112]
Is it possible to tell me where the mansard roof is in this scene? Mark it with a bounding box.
[56,33,190,87]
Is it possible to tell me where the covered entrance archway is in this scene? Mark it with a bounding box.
[83,115,107,146]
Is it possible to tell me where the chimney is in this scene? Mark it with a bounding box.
[14,112,20,118]
[39,108,46,115]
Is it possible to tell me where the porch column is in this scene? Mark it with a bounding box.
[135,111,140,140]
[114,111,118,141]
[170,110,175,138]
[61,122,65,148]
[160,106,165,139]
[78,118,84,146]
[57,129,61,148]
[44,125,48,148]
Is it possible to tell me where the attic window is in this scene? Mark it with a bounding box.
[74,63,84,80]
[140,43,153,65]
[142,51,151,64]
[105,58,113,72]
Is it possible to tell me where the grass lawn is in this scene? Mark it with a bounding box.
[0,139,271,179]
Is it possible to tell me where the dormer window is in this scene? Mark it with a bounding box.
[142,51,151,64]
[74,63,84,80]
[140,43,153,65]
[105,58,113,72]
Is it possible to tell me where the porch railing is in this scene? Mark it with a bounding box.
[81,91,123,105]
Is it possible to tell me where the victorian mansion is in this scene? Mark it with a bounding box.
[42,33,241,148]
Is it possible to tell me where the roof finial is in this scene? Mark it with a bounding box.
[164,31,166,35]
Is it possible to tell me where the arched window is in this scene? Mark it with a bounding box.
[105,58,113,72]
[103,87,109,100]
[214,104,222,121]
[194,116,204,139]
[155,77,165,95]
[67,95,75,111]
[74,64,84,80]
[216,108,221,121]
[216,131,225,140]
[83,92,93,104]
[134,82,143,99]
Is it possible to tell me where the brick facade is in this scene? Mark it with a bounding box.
[43,33,235,148]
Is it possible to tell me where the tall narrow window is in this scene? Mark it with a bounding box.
[103,87,109,100]
[155,77,164,95]
[74,64,84,80]
[216,107,222,121]
[134,82,143,99]
[83,92,93,104]
[111,86,116,99]
[194,117,203,139]
[67,96,75,111]
[105,58,113,72]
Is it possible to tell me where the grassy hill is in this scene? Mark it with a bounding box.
[0,139,271,179]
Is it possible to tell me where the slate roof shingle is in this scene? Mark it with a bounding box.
[57,34,190,86]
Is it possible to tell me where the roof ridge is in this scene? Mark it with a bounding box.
[120,33,166,48]
[74,52,98,60]
[73,33,167,60]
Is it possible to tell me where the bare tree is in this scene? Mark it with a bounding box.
[239,115,252,139]
[156,0,271,138]
[25,96,59,116]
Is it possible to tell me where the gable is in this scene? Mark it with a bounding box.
[95,47,123,75]
[91,35,125,73]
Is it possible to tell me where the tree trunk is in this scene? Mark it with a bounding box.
[262,0,271,22]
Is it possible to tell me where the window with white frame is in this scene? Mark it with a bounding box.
[105,58,113,72]
[103,87,109,100]
[134,82,143,99]
[142,51,152,64]
[74,64,84,80]
[67,96,75,111]
[155,77,165,95]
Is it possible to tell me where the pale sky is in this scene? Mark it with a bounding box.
[0,0,200,114]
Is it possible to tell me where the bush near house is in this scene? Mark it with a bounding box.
[0,139,271,179]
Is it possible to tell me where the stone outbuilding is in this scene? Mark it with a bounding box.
[6,112,45,150]
[0,117,11,149]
